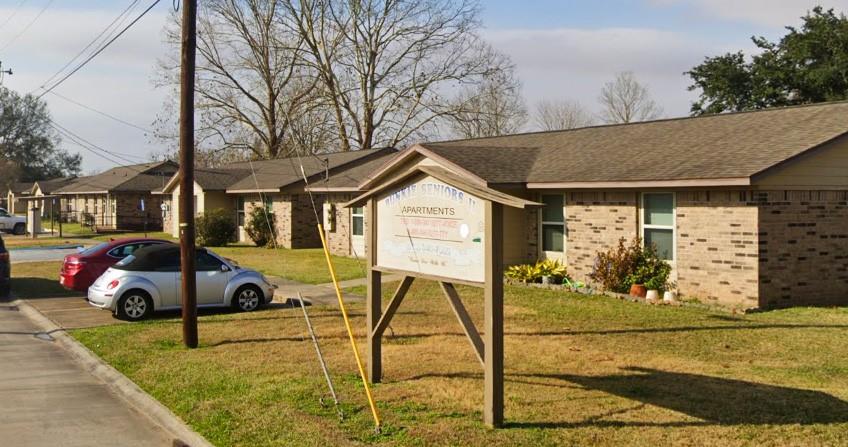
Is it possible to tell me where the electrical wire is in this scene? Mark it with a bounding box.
[47,90,152,133]
[49,119,149,166]
[36,0,162,99]
[0,0,53,52]
[35,0,142,92]
[0,0,31,31]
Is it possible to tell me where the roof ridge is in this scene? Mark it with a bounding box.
[426,100,848,145]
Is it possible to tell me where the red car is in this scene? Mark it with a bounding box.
[60,238,173,292]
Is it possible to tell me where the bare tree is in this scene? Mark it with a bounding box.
[598,71,663,124]
[279,0,512,150]
[448,69,527,139]
[533,99,594,131]
[156,0,328,160]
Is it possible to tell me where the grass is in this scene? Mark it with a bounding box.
[10,262,78,299]
[212,246,366,284]
[69,280,848,446]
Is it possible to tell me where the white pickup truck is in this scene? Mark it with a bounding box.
[0,208,26,235]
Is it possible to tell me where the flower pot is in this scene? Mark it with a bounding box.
[646,290,659,302]
[629,284,647,298]
[541,275,552,285]
[663,291,676,303]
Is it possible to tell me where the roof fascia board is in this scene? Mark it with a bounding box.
[526,178,751,189]
[226,188,280,194]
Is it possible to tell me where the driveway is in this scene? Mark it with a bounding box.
[0,302,173,446]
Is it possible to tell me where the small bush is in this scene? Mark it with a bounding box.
[589,237,644,293]
[590,237,672,292]
[505,259,568,284]
[196,209,236,247]
[245,206,277,247]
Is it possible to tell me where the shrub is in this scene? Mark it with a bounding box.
[590,237,672,292]
[195,209,236,247]
[589,237,643,293]
[245,206,277,247]
[505,264,539,283]
[505,259,568,284]
[536,259,567,282]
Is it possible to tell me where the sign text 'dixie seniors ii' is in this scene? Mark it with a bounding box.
[376,175,485,282]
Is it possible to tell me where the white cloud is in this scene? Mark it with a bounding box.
[484,27,754,121]
[649,0,848,27]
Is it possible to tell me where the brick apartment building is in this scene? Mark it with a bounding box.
[354,101,848,309]
[162,148,396,256]
[55,161,178,231]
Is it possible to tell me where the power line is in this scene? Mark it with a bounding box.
[49,119,149,166]
[0,0,31,31]
[48,90,152,133]
[0,0,55,52]
[36,0,142,91]
[36,0,162,99]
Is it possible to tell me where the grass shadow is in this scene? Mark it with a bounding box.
[10,277,81,299]
[518,367,848,426]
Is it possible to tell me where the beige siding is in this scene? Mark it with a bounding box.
[755,138,848,189]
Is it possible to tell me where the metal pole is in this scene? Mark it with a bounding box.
[297,292,342,417]
[178,0,198,349]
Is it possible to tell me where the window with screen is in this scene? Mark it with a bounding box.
[642,192,675,261]
[236,196,245,226]
[541,194,564,253]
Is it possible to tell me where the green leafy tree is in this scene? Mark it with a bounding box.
[687,7,848,115]
[0,87,81,181]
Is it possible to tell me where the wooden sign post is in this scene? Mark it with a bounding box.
[351,167,538,428]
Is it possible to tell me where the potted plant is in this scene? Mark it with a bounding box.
[536,259,566,285]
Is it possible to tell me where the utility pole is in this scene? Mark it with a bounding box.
[178,0,198,349]
[0,61,12,85]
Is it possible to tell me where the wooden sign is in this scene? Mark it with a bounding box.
[375,175,485,283]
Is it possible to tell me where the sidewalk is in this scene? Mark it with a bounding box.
[270,274,404,306]
[0,302,173,447]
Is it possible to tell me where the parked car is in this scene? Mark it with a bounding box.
[87,244,277,321]
[0,208,26,235]
[0,233,9,297]
[60,238,172,292]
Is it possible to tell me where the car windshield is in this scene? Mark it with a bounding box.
[80,242,110,256]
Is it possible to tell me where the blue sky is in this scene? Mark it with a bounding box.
[0,0,845,173]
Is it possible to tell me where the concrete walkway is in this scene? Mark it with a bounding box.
[0,302,173,447]
[270,274,404,306]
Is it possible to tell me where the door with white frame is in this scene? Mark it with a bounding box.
[540,194,565,261]
[350,206,366,258]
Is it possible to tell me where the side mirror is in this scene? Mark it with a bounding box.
[220,264,230,272]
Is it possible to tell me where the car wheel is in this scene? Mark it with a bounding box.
[12,223,25,235]
[233,285,263,312]
[116,290,153,321]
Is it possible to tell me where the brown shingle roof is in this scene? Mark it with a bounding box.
[227,148,395,192]
[306,151,399,190]
[57,161,178,194]
[193,169,252,191]
[34,177,77,194]
[422,101,848,184]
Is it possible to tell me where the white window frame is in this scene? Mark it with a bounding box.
[351,206,365,237]
[539,193,566,260]
[639,192,676,263]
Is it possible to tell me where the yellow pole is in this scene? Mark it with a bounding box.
[316,223,382,430]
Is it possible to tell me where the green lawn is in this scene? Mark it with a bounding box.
[71,280,848,446]
[10,262,78,299]
[212,246,366,284]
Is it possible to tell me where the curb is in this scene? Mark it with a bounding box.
[11,297,216,447]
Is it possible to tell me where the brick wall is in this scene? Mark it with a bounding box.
[325,194,354,257]
[676,191,760,307]
[565,191,639,281]
[757,190,848,308]
[114,192,164,230]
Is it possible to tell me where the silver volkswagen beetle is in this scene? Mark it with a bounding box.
[87,244,277,321]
